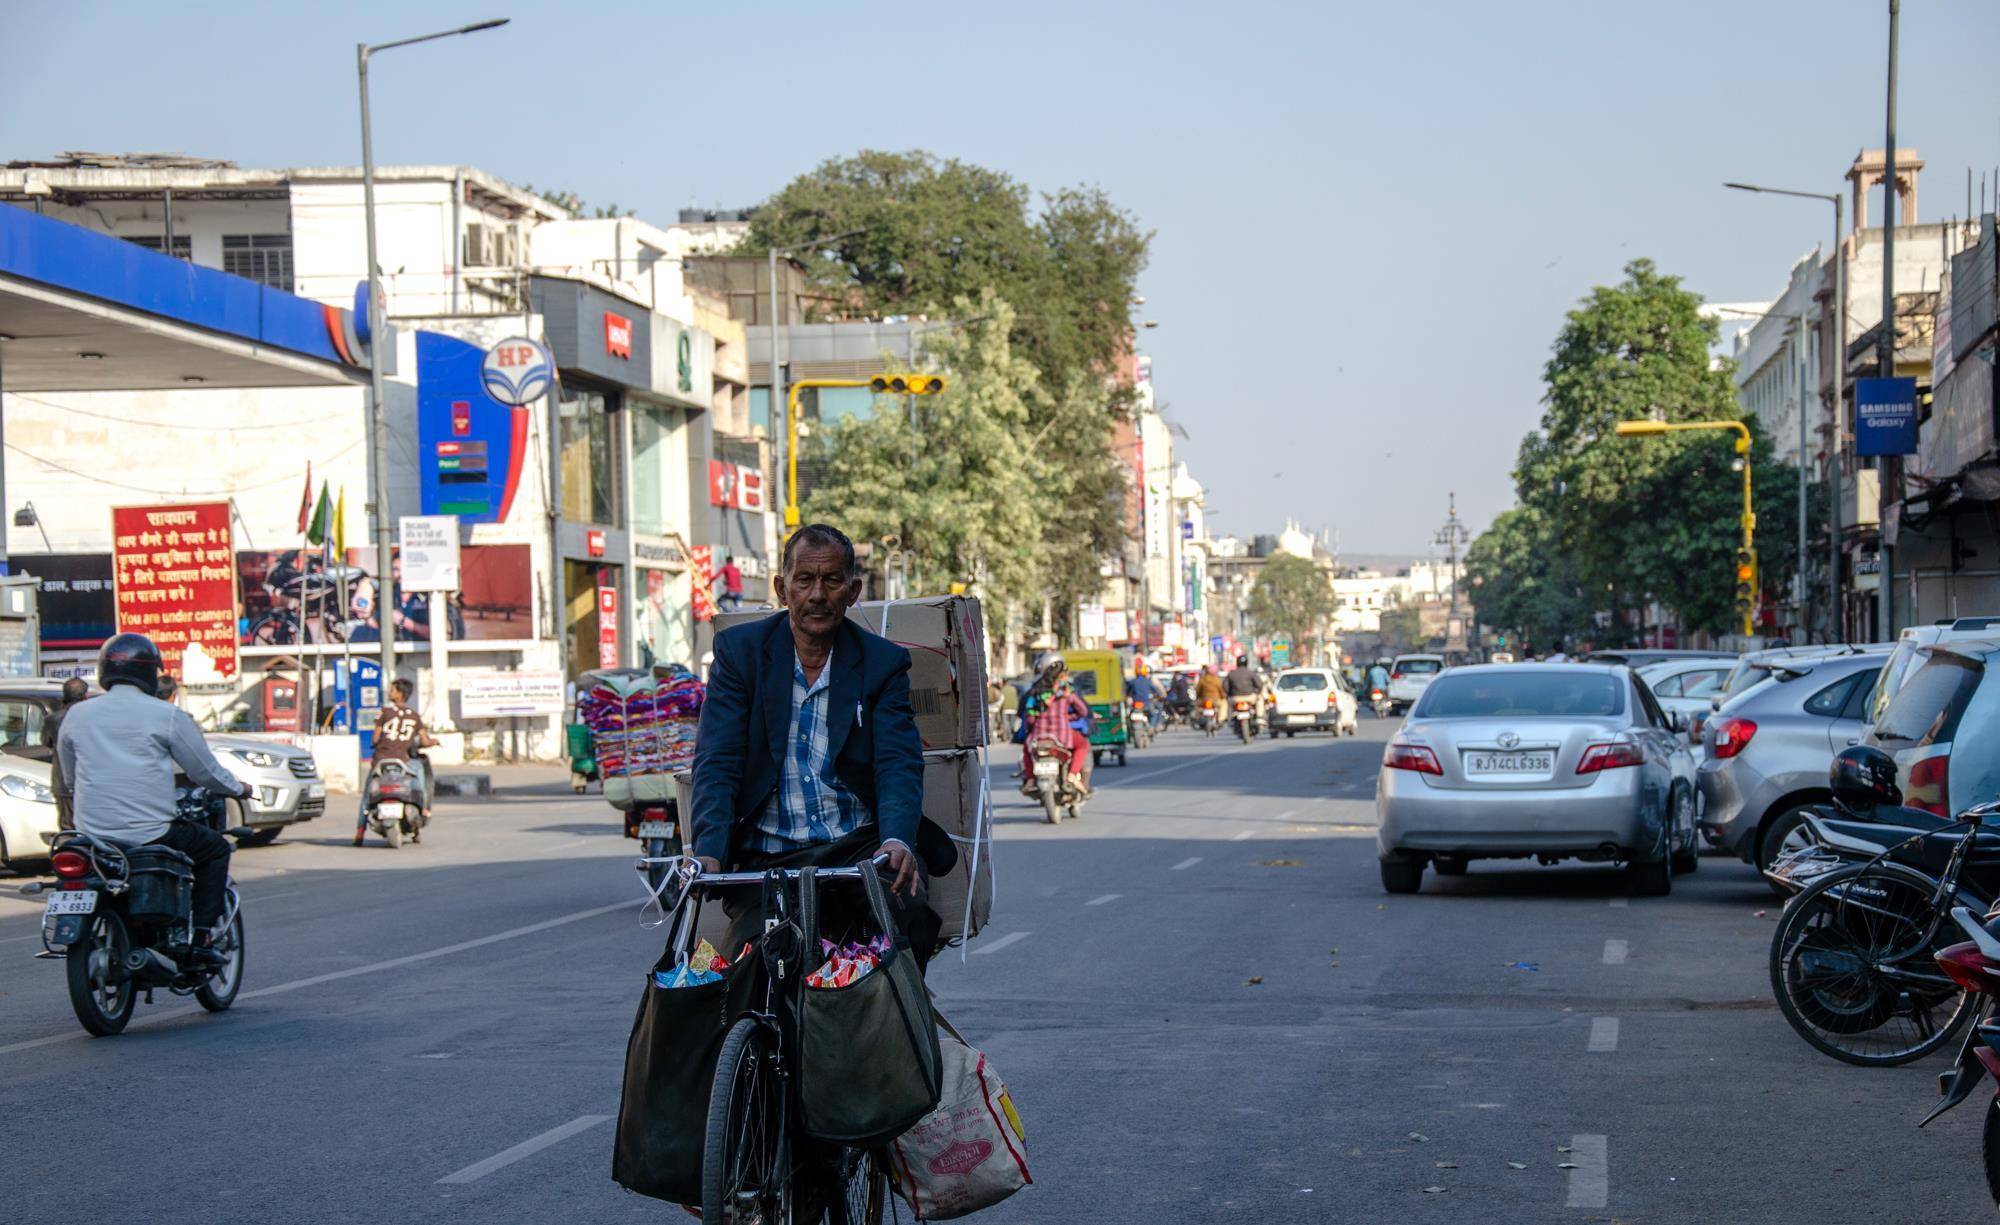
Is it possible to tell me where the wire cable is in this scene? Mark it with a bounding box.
[4,437,363,499]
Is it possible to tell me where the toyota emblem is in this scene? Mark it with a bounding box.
[1497,731,1521,749]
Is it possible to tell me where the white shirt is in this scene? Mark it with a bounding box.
[57,685,244,845]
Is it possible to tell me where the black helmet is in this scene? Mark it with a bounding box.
[98,632,163,696]
[1830,745,1901,815]
[1235,654,1249,667]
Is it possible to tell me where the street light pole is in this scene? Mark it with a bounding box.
[357,17,508,692]
[1878,0,1901,639]
[1724,181,1847,640]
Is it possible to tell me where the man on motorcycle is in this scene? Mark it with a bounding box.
[1022,653,1094,793]
[1165,669,1192,721]
[358,678,437,845]
[1194,664,1226,714]
[55,634,253,964]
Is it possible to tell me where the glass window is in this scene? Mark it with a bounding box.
[1392,658,1442,677]
[1841,668,1884,721]
[1651,673,1686,698]
[221,234,294,290]
[559,390,619,526]
[1414,672,1623,719]
[750,387,772,432]
[0,700,46,748]
[1682,669,1727,698]
[1875,654,1984,746]
[1805,675,1858,717]
[630,402,686,537]
[1277,672,1328,691]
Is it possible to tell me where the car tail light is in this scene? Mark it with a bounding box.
[52,849,89,880]
[1711,717,1758,760]
[1576,742,1646,774]
[1937,943,2000,995]
[1689,713,1708,742]
[1909,753,1950,818]
[1384,744,1442,774]
[1327,693,1338,708]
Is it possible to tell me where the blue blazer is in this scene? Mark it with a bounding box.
[691,611,947,873]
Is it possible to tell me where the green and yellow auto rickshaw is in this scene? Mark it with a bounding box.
[1065,648,1130,768]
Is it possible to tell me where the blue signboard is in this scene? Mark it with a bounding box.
[417,332,526,525]
[1209,635,1225,655]
[1856,377,1919,457]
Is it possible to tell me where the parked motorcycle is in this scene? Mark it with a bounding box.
[22,790,246,1037]
[1231,696,1257,744]
[1022,735,1087,824]
[360,758,427,849]
[1920,907,2000,1202]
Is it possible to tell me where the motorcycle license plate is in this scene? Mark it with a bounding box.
[43,890,97,917]
[637,820,673,839]
[1034,762,1060,778]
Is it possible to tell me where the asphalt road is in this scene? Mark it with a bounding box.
[3,718,1996,1222]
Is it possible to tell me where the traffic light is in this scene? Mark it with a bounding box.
[1734,547,1758,631]
[870,373,946,395]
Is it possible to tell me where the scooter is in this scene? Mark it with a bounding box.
[1198,700,1219,737]
[1369,687,1391,719]
[360,758,427,849]
[1022,736,1087,824]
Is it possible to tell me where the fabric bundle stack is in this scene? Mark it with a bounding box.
[579,667,706,780]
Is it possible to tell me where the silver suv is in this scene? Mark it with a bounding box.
[1696,649,1888,871]
[1867,639,2000,820]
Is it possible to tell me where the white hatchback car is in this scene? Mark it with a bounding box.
[0,753,58,871]
[1269,667,1358,737]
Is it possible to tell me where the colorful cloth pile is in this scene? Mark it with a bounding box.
[654,938,749,989]
[804,934,892,989]
[580,668,705,778]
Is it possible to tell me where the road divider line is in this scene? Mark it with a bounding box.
[1085,894,1121,907]
[0,899,633,1056]
[1587,1017,1620,1052]
[1275,810,1296,821]
[1118,751,1234,786]
[1170,857,1202,871]
[437,1115,611,1184]
[1230,830,1256,841]
[1564,1134,1609,1208]
[972,932,1031,956]
[1602,938,1629,966]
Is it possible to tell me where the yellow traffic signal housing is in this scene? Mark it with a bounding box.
[870,373,946,395]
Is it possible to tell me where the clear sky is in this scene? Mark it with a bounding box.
[7,0,1998,554]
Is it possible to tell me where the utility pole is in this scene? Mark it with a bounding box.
[1877,0,1900,639]
[1433,492,1469,652]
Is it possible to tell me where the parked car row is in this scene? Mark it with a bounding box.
[1373,619,2000,898]
[0,678,325,872]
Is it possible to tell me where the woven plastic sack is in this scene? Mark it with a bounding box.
[887,1014,1030,1219]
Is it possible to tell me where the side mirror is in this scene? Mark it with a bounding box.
[1665,710,1689,734]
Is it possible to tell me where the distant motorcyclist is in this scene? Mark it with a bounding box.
[358,678,437,846]
[1165,670,1193,721]
[56,634,253,965]
[1194,664,1226,708]
[1021,653,1094,793]
[1224,654,1261,700]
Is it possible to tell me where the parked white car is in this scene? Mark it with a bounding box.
[1637,657,1734,749]
[1386,654,1446,713]
[1268,667,1359,737]
[0,753,58,871]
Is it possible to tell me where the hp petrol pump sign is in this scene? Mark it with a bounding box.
[481,337,554,406]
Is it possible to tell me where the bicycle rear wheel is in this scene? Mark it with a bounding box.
[703,1018,791,1223]
[1770,864,1976,1066]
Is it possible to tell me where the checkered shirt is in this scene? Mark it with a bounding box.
[752,646,867,853]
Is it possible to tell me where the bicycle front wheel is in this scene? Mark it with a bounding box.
[1769,864,1976,1066]
[703,1018,791,1224]
[834,1148,888,1225]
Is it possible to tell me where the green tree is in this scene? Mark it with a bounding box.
[801,297,1044,621]
[1245,554,1337,660]
[1464,505,1592,652]
[746,150,1151,618]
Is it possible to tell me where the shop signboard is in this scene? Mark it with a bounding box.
[604,311,633,359]
[597,584,620,668]
[1857,377,1919,456]
[707,461,768,512]
[690,546,716,623]
[110,501,238,681]
[398,515,461,592]
[480,337,554,406]
[1079,603,1107,641]
[1104,609,1130,643]
[459,668,566,719]
[418,333,526,526]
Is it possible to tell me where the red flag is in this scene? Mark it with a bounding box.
[295,463,313,534]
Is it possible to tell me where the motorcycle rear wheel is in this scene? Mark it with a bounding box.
[1985,1099,2000,1206]
[1041,792,1062,824]
[196,909,246,1012]
[65,909,135,1036]
[384,818,403,849]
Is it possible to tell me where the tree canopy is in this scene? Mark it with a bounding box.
[1245,553,1337,660]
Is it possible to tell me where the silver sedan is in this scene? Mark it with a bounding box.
[1375,663,1699,896]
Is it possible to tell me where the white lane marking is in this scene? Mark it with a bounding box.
[1564,1134,1609,1208]
[1230,830,1256,841]
[1588,1017,1620,1052]
[247,889,307,903]
[972,931,1031,956]
[0,899,631,1056]
[1085,894,1121,906]
[1274,810,1297,822]
[1608,897,1629,909]
[1119,752,1234,786]
[437,1115,612,1184]
[1170,857,1202,871]
[1602,938,1629,966]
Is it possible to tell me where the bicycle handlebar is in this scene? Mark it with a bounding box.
[678,853,892,892]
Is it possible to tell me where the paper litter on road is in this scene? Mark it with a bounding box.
[1505,961,1540,972]
[1246,976,1264,985]
[1421,1186,1446,1194]
[1407,1132,1428,1142]
[1506,1162,1527,1170]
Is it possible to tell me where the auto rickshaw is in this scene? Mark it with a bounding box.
[1065,648,1130,768]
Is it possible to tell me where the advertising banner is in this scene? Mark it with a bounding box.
[111,502,238,680]
[708,460,769,512]
[399,515,461,592]
[596,584,620,668]
[1857,376,1919,457]
[459,668,566,719]
[690,546,716,623]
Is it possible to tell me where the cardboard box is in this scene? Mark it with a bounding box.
[922,747,993,944]
[712,597,990,750]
